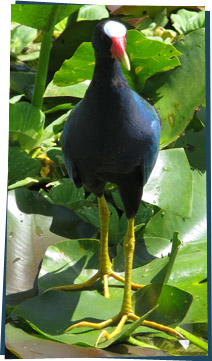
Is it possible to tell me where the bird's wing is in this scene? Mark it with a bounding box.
[62,113,82,187]
[131,92,160,186]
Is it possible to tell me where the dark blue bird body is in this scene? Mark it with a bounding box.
[62,23,160,219]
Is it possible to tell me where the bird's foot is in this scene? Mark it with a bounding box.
[45,269,144,297]
[66,311,139,346]
[66,311,184,346]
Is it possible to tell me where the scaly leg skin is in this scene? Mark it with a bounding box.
[66,219,184,345]
[47,195,143,297]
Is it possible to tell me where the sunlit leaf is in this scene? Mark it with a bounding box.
[77,5,109,21]
[143,149,193,218]
[44,80,89,99]
[171,9,205,34]
[11,4,82,31]
[10,24,37,55]
[9,102,45,151]
[6,188,97,305]
[143,170,207,323]
[144,28,205,148]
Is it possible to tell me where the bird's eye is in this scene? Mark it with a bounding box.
[100,33,108,41]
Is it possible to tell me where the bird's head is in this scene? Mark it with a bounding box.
[92,20,131,71]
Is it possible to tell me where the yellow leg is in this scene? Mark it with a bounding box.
[66,218,184,345]
[47,195,144,296]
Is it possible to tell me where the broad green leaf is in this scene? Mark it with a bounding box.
[17,51,40,62]
[11,290,122,346]
[171,9,205,35]
[10,24,37,55]
[49,20,99,73]
[5,323,121,358]
[6,188,97,306]
[9,102,45,151]
[8,146,41,186]
[11,4,81,31]
[144,28,205,148]
[45,178,86,211]
[11,285,191,348]
[143,170,207,323]
[53,42,94,86]
[8,177,43,190]
[38,238,99,293]
[53,30,181,90]
[143,170,206,254]
[11,283,191,348]
[77,5,109,21]
[9,94,24,104]
[143,149,193,218]
[133,283,192,327]
[44,80,89,98]
[124,30,182,91]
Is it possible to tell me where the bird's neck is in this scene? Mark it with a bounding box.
[92,57,127,87]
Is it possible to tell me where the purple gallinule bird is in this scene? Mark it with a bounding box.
[57,20,182,344]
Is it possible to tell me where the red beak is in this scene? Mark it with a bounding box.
[111,36,131,71]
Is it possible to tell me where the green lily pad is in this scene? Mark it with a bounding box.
[53,42,95,86]
[143,170,207,323]
[43,178,86,211]
[11,4,81,31]
[171,9,205,35]
[11,281,191,348]
[8,146,41,186]
[38,238,99,293]
[143,149,193,218]
[77,5,109,21]
[10,24,37,55]
[132,283,192,327]
[6,188,97,306]
[44,80,89,99]
[123,30,181,91]
[49,20,100,73]
[9,102,45,151]
[144,28,205,148]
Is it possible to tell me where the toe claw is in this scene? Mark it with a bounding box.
[95,329,110,346]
